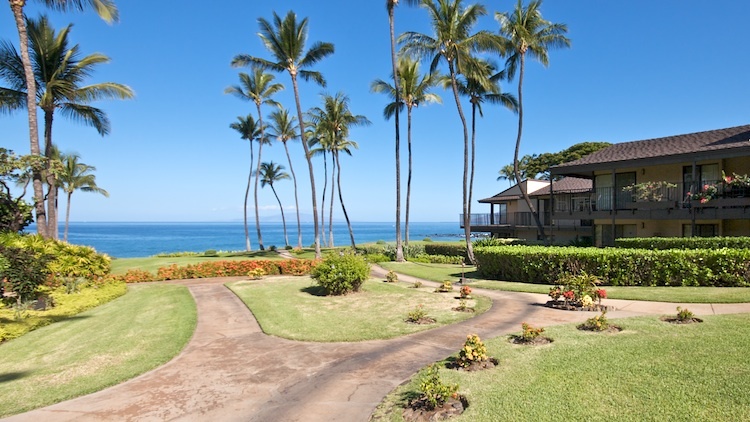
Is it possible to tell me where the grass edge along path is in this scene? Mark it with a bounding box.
[227,276,491,342]
[0,283,197,417]
[378,262,750,304]
[372,313,750,421]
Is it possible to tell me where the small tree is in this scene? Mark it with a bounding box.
[310,251,370,295]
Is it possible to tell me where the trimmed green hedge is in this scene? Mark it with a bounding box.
[616,237,750,250]
[424,243,466,258]
[475,245,750,287]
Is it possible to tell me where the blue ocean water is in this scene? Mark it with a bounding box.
[30,222,464,258]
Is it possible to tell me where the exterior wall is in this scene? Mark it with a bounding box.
[724,219,750,236]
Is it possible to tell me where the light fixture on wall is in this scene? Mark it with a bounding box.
[641,222,645,229]
[642,168,646,175]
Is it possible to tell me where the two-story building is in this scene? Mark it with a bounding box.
[550,124,750,245]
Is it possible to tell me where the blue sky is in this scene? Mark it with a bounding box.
[2,0,748,223]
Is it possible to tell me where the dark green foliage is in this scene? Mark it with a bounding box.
[424,243,466,258]
[0,149,35,233]
[418,364,459,410]
[475,245,750,287]
[473,237,526,247]
[0,245,51,302]
[284,245,293,250]
[203,249,218,257]
[364,253,391,263]
[383,243,424,260]
[310,252,370,295]
[616,237,750,250]
[408,254,464,264]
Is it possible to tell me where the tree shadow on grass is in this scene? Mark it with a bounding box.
[300,285,328,297]
[0,371,31,384]
[448,270,481,279]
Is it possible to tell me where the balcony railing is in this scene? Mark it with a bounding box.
[460,212,591,229]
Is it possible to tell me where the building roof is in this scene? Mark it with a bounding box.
[552,124,750,176]
[478,177,592,203]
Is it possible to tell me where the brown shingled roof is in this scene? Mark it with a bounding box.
[552,124,750,175]
[530,177,592,197]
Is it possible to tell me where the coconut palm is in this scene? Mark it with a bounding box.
[496,0,570,242]
[306,120,334,247]
[7,0,118,238]
[225,68,283,251]
[400,0,502,264]
[232,11,334,259]
[267,108,303,249]
[497,163,517,186]
[229,114,262,251]
[259,161,291,248]
[450,61,517,230]
[387,0,420,261]
[371,56,441,245]
[0,15,133,239]
[308,93,370,248]
[58,152,108,241]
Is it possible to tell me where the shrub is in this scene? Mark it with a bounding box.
[412,281,423,289]
[364,253,391,263]
[408,254,464,264]
[521,322,545,341]
[284,245,293,250]
[0,245,51,303]
[113,269,154,284]
[204,249,218,257]
[424,243,466,258]
[615,236,750,250]
[0,233,110,279]
[310,252,370,295]
[376,239,386,245]
[406,304,427,322]
[457,334,488,367]
[578,311,611,331]
[551,272,604,306]
[277,259,317,276]
[155,260,283,280]
[385,270,398,283]
[422,237,433,242]
[435,280,453,293]
[459,285,472,299]
[676,306,695,321]
[248,268,266,279]
[418,364,459,410]
[475,245,750,287]
[473,237,526,248]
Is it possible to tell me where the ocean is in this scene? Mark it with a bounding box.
[29,221,465,258]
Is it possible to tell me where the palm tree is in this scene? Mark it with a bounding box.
[371,57,441,245]
[259,161,291,248]
[306,120,334,247]
[229,114,262,251]
[232,11,334,259]
[58,152,108,242]
[225,67,283,251]
[400,0,502,264]
[387,0,420,262]
[497,163,517,186]
[0,15,133,239]
[8,0,118,238]
[267,108,303,249]
[496,0,570,242]
[451,61,517,231]
[308,93,370,249]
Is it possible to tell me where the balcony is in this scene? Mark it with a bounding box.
[460,212,592,231]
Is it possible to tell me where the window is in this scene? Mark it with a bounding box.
[682,224,718,237]
[683,163,720,198]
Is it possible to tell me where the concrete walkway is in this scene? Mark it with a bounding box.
[6,268,750,422]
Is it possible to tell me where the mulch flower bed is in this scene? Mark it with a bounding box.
[545,300,615,312]
[577,325,623,333]
[451,306,475,313]
[406,317,436,325]
[403,395,468,422]
[660,316,703,324]
[446,358,498,372]
[509,335,553,345]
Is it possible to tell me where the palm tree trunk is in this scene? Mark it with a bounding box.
[406,105,413,245]
[468,102,477,245]
[328,152,336,248]
[448,61,475,264]
[388,7,404,262]
[244,143,253,251]
[514,53,547,241]
[64,191,73,242]
[271,185,289,247]
[290,73,321,258]
[43,109,58,239]
[283,142,302,249]
[11,3,48,238]
[336,152,355,248]
[320,152,328,247]
[255,104,265,250]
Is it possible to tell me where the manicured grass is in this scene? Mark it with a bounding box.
[227,276,491,341]
[378,262,750,303]
[373,313,750,421]
[0,284,196,417]
[110,253,282,275]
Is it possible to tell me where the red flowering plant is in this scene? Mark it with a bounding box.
[548,286,562,301]
[459,285,472,299]
[594,288,607,305]
[688,184,719,204]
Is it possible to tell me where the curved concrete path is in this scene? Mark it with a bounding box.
[6,268,750,422]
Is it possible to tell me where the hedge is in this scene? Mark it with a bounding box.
[616,236,750,250]
[474,245,750,287]
[424,243,466,258]
[153,259,317,281]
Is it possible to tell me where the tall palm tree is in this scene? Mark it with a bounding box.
[308,92,370,249]
[267,108,303,249]
[306,119,334,247]
[387,0,419,262]
[225,67,283,251]
[451,61,517,231]
[0,15,133,239]
[497,163,517,186]
[259,161,291,248]
[58,151,108,241]
[229,114,262,251]
[400,0,502,264]
[371,57,441,245]
[232,11,334,259]
[8,0,118,238]
[496,0,570,242]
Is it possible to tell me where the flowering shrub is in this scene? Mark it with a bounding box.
[418,364,459,410]
[676,306,695,321]
[622,181,676,202]
[520,322,545,341]
[457,334,488,367]
[385,270,398,283]
[459,285,472,298]
[406,304,428,322]
[113,269,154,283]
[248,268,266,280]
[152,259,316,282]
[277,259,317,275]
[578,311,611,331]
[436,281,453,293]
[688,184,719,204]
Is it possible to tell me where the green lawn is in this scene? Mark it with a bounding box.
[0,284,196,417]
[378,262,750,303]
[227,276,491,341]
[373,313,750,421]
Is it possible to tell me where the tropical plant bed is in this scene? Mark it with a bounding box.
[660,315,703,324]
[406,316,436,325]
[446,358,498,372]
[402,395,468,422]
[544,300,614,312]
